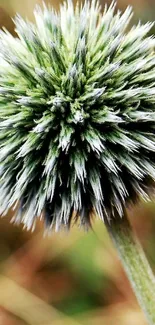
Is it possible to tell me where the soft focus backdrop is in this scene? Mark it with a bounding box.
[0,0,155,324]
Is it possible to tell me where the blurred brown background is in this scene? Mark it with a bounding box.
[0,0,155,324]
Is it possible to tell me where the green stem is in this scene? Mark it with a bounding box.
[105,211,155,325]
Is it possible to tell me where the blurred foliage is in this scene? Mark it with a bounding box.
[0,206,155,324]
[0,0,154,324]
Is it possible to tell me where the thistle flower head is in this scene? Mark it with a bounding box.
[0,0,155,230]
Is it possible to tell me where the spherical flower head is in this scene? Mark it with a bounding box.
[0,0,155,231]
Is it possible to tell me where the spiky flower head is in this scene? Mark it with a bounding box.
[0,0,155,230]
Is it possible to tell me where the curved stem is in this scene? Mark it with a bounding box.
[105,211,155,325]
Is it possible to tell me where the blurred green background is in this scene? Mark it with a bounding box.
[0,0,155,324]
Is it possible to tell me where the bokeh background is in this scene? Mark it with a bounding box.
[0,0,155,324]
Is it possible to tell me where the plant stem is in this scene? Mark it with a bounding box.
[105,211,155,325]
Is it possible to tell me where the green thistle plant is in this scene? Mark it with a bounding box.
[0,0,155,229]
[0,1,155,323]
